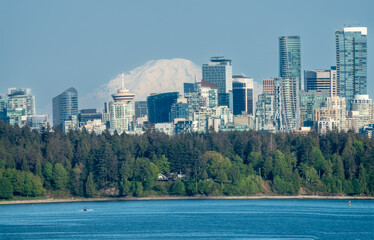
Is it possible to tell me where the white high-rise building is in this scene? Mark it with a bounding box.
[108,74,135,133]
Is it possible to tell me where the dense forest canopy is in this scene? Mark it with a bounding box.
[0,120,373,199]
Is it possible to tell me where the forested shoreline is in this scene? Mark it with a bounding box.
[0,120,373,200]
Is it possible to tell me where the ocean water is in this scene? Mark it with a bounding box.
[0,199,373,239]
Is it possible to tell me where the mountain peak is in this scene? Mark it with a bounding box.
[81,58,202,110]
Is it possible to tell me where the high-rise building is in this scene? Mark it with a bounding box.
[279,36,301,90]
[147,92,179,124]
[109,81,135,132]
[52,87,78,128]
[7,88,36,115]
[0,88,36,125]
[78,109,102,126]
[263,78,275,94]
[300,91,329,127]
[304,67,337,97]
[336,27,367,109]
[232,75,254,115]
[135,101,148,119]
[202,57,233,107]
[255,92,275,132]
[274,77,300,132]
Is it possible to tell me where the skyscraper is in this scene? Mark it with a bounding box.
[109,79,135,132]
[304,67,337,97]
[335,26,367,109]
[274,77,300,132]
[202,57,233,107]
[279,36,301,90]
[52,87,78,128]
[232,75,254,115]
[147,92,179,124]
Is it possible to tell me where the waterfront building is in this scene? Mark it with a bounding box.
[232,75,254,115]
[263,78,275,94]
[147,92,179,124]
[135,101,148,119]
[202,57,233,107]
[304,67,337,97]
[279,36,301,90]
[52,87,78,128]
[336,27,367,109]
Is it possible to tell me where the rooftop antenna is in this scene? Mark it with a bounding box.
[121,72,125,89]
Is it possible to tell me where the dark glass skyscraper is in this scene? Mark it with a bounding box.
[147,92,179,124]
[52,87,78,128]
[335,27,367,109]
[279,36,301,90]
[232,75,254,115]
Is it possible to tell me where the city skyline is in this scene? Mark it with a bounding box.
[1,0,373,115]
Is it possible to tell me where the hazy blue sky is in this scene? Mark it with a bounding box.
[1,0,373,114]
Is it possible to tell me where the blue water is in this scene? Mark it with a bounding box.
[0,199,373,239]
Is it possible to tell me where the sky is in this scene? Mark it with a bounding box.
[1,0,373,114]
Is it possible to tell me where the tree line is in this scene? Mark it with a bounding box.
[0,120,373,199]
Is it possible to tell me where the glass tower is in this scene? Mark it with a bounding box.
[335,27,367,109]
[279,36,301,90]
[232,75,254,115]
[147,92,179,124]
[52,87,78,128]
[202,57,232,107]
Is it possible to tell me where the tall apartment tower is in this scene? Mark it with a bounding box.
[274,77,300,132]
[52,87,78,128]
[232,75,254,115]
[202,57,233,108]
[7,88,36,115]
[304,67,337,97]
[335,26,367,109]
[279,36,301,90]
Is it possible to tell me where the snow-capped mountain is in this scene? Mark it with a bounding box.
[80,58,263,112]
[81,58,202,110]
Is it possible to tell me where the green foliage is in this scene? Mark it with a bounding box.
[52,163,68,190]
[0,120,373,199]
[0,176,13,199]
[170,179,186,196]
[85,172,97,198]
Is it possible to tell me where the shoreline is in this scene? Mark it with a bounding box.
[1,195,374,205]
